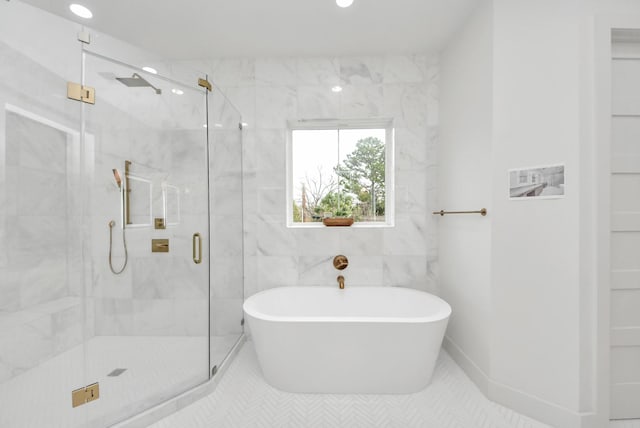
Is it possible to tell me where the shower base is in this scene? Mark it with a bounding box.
[0,335,240,428]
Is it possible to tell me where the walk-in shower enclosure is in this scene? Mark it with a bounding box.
[0,2,244,427]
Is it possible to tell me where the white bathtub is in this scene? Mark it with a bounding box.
[243,286,451,394]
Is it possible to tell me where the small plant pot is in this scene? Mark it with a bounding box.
[322,218,354,227]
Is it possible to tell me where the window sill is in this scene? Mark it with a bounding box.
[287,222,394,229]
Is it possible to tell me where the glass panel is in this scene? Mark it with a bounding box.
[0,40,87,427]
[209,87,244,370]
[82,51,210,425]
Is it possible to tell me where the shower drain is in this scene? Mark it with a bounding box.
[107,368,127,377]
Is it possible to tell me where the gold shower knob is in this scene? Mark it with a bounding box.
[333,255,348,270]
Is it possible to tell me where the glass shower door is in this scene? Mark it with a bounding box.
[81,51,210,426]
[208,88,245,372]
[0,36,87,428]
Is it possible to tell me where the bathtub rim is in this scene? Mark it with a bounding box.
[243,286,452,324]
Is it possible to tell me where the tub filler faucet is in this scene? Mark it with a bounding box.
[333,255,348,289]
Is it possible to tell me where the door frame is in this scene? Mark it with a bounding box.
[595,14,640,425]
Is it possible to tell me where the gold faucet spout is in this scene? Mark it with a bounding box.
[337,275,345,289]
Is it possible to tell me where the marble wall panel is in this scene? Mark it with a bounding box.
[256,58,297,87]
[215,54,438,298]
[297,57,340,86]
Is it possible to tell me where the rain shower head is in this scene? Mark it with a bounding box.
[112,169,122,189]
[115,73,162,94]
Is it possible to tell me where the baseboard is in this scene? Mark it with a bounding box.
[442,335,490,395]
[488,379,597,428]
[443,336,597,428]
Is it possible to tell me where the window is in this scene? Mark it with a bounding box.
[519,172,528,184]
[286,120,394,227]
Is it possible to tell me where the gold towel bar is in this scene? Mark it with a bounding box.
[433,208,487,216]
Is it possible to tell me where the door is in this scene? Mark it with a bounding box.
[610,37,640,419]
[81,50,211,426]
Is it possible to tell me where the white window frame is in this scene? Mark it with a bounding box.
[286,118,395,228]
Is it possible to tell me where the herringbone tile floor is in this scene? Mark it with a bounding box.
[150,342,553,428]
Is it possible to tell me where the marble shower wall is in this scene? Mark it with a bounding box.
[201,54,439,297]
[90,122,210,338]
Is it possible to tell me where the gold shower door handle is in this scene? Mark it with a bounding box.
[193,233,202,264]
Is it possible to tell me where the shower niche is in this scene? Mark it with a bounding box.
[118,161,182,229]
[126,172,153,227]
[162,183,180,226]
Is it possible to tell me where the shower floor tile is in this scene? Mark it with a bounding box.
[150,341,553,428]
[0,335,239,428]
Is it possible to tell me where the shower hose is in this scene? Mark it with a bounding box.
[108,220,128,274]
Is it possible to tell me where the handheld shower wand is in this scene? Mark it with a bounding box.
[112,169,122,189]
[109,168,128,274]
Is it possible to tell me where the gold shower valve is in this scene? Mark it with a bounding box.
[333,255,348,270]
[152,239,169,253]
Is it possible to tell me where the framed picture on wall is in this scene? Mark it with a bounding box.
[508,164,565,200]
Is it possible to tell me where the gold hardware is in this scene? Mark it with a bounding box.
[71,382,99,408]
[155,218,166,229]
[432,208,487,217]
[67,82,95,104]
[152,238,169,253]
[337,275,345,289]
[333,255,349,270]
[193,233,202,264]
[125,160,132,224]
[198,78,212,92]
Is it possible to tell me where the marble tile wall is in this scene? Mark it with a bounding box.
[201,54,439,298]
[90,122,211,338]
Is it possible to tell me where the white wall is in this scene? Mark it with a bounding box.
[490,0,583,421]
[439,0,606,426]
[439,0,493,391]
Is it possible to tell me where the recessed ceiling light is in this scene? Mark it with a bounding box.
[203,124,208,128]
[336,0,354,8]
[142,66,157,74]
[241,122,248,127]
[69,4,92,19]
[171,88,184,95]
[331,85,343,93]
[214,123,223,128]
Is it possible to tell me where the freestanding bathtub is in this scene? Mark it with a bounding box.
[243,286,451,394]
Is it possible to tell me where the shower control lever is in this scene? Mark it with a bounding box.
[333,255,348,270]
[152,239,169,253]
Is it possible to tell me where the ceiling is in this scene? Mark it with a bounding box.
[20,0,479,59]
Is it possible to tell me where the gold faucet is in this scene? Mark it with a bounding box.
[337,275,345,289]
